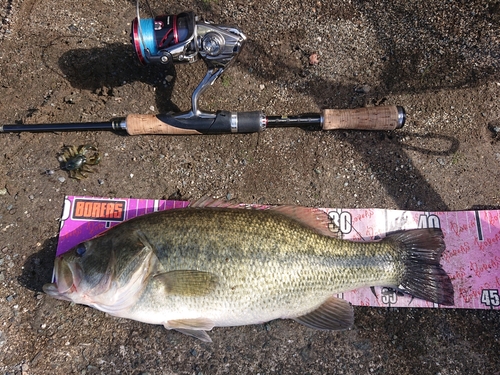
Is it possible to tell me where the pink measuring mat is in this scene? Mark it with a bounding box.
[56,196,500,310]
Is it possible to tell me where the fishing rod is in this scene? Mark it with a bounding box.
[1,10,405,136]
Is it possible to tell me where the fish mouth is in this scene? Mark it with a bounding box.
[42,257,83,301]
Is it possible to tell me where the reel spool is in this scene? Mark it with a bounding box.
[131,12,196,65]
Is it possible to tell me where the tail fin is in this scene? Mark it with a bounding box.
[384,228,454,306]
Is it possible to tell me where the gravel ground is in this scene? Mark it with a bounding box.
[0,0,499,374]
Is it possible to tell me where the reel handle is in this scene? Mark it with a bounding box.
[322,106,405,131]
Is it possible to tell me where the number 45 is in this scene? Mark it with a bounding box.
[481,289,500,308]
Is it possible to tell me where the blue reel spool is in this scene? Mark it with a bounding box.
[131,16,159,64]
[136,18,158,62]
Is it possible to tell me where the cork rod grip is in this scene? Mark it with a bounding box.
[322,106,404,131]
[125,114,202,135]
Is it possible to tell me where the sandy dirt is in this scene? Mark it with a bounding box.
[1,0,499,374]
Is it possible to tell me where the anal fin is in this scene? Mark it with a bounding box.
[294,296,354,331]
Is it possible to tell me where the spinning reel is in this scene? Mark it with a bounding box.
[131,8,246,119]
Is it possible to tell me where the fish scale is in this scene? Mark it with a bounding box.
[44,204,454,342]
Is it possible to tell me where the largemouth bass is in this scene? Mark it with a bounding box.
[43,200,454,342]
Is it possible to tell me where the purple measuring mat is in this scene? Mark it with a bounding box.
[56,197,500,310]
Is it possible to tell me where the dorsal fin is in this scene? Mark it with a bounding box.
[189,196,246,209]
[269,205,338,238]
[190,197,338,238]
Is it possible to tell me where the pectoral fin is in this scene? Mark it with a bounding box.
[294,296,354,331]
[154,270,219,296]
[166,318,215,343]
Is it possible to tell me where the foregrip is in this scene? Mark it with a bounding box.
[125,111,264,135]
[322,106,405,131]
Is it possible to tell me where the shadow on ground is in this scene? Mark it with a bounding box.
[18,237,57,293]
[53,40,180,114]
[48,0,500,211]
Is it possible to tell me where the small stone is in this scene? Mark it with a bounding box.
[58,177,66,183]
[309,53,319,65]
[355,85,371,94]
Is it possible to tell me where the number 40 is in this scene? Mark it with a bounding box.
[481,289,500,308]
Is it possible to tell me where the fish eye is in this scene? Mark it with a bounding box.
[76,244,86,257]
